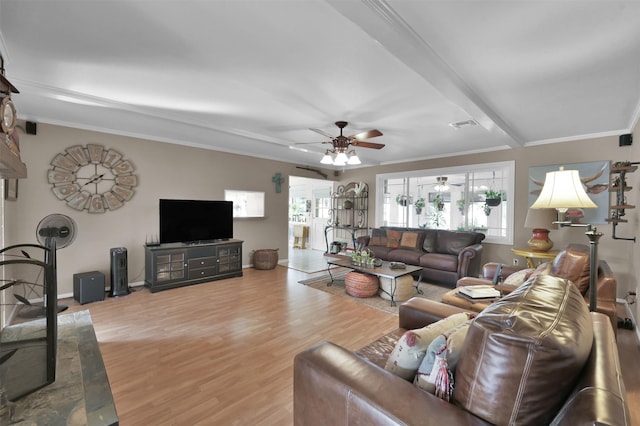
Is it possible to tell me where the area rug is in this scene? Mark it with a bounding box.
[299,270,451,314]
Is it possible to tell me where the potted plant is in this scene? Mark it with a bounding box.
[484,189,503,207]
[395,194,413,207]
[414,197,426,214]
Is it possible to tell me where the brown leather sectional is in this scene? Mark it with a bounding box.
[356,227,485,286]
[458,244,618,334]
[294,274,629,425]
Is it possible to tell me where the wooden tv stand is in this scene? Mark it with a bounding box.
[144,239,243,292]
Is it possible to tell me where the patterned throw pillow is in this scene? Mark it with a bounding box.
[370,228,388,246]
[400,231,423,250]
[384,313,469,381]
[503,268,535,287]
[414,321,471,396]
[386,230,403,248]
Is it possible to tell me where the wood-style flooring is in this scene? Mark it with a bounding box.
[56,265,639,425]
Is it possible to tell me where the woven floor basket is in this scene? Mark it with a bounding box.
[379,275,415,302]
[345,271,380,298]
[253,249,279,270]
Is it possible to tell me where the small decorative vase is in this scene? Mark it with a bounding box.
[528,229,553,252]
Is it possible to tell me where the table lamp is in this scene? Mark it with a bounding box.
[524,208,558,252]
[530,166,602,312]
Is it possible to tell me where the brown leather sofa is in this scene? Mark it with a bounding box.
[458,244,618,333]
[356,227,485,286]
[294,275,629,425]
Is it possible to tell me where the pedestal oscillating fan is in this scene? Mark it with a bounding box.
[22,214,78,315]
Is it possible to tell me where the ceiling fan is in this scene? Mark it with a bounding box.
[303,121,384,166]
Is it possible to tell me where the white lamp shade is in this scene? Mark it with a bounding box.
[524,208,558,230]
[531,168,597,209]
[347,153,361,165]
[320,153,334,164]
[334,152,348,165]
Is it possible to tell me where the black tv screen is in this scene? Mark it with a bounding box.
[159,199,233,244]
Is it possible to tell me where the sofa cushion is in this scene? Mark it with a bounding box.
[383,312,469,381]
[453,274,593,426]
[387,249,423,265]
[421,229,438,253]
[386,229,403,249]
[369,228,388,247]
[435,230,479,255]
[400,231,425,250]
[502,268,535,287]
[419,253,458,272]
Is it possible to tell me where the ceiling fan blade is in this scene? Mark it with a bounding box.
[293,141,330,145]
[349,129,383,140]
[309,128,335,139]
[350,141,385,150]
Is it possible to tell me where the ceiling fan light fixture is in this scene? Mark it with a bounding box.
[347,150,361,165]
[320,151,334,164]
[334,151,348,165]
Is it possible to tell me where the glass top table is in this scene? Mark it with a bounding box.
[325,257,424,306]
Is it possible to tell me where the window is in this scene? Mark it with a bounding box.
[375,161,514,244]
[225,190,265,218]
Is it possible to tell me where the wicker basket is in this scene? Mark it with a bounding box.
[252,249,279,270]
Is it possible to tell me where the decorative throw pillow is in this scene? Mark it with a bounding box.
[386,230,403,249]
[384,312,469,381]
[370,228,388,246]
[400,231,423,250]
[414,320,471,396]
[503,268,535,287]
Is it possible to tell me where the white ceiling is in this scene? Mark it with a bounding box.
[1,0,639,168]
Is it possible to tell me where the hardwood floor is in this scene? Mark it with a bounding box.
[58,266,639,425]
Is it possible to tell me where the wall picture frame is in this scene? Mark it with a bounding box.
[4,178,18,201]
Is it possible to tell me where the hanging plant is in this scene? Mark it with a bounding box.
[484,189,503,207]
[483,204,492,216]
[414,197,425,214]
[433,193,445,211]
[395,194,413,206]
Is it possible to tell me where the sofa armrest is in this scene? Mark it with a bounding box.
[399,297,469,329]
[294,341,491,426]
[457,244,484,278]
[550,313,630,425]
[355,235,370,251]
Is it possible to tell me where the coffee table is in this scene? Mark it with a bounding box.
[326,257,423,306]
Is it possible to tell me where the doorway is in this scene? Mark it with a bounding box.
[287,176,334,272]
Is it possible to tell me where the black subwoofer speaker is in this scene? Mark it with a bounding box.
[73,271,105,304]
[109,247,130,297]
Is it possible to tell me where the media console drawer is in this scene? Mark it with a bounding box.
[188,256,217,269]
[188,266,217,280]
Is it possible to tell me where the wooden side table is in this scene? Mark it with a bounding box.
[511,247,559,268]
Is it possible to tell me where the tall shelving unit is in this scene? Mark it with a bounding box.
[608,161,637,241]
[324,182,368,254]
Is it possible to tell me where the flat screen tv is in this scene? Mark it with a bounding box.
[159,199,233,244]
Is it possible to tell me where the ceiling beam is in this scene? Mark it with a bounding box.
[327,0,524,148]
